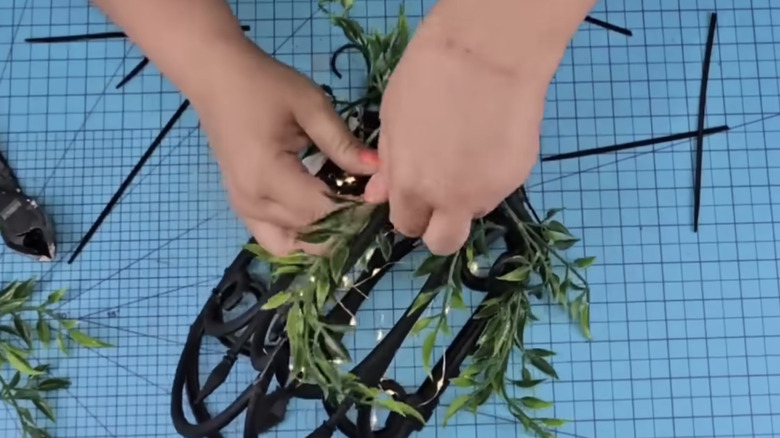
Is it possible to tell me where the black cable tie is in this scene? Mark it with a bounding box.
[541,125,729,162]
[115,57,149,89]
[584,15,633,37]
[26,24,249,44]
[67,99,191,264]
[694,12,718,232]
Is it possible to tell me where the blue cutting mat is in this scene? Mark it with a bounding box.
[2,0,779,437]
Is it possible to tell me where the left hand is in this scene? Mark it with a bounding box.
[364,9,557,255]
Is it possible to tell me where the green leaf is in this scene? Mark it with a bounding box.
[46,288,66,304]
[546,220,571,236]
[316,277,331,309]
[261,291,292,310]
[539,418,567,427]
[0,298,26,315]
[414,255,448,277]
[8,372,21,388]
[5,350,42,375]
[450,289,466,311]
[0,324,21,338]
[330,245,350,282]
[331,16,366,45]
[36,319,51,348]
[61,320,78,330]
[528,354,558,380]
[519,396,553,410]
[409,290,437,315]
[38,378,71,392]
[497,266,531,282]
[412,316,433,335]
[377,234,392,260]
[269,251,311,266]
[33,363,50,374]
[270,265,304,280]
[449,376,473,388]
[298,228,334,244]
[18,406,34,424]
[443,394,470,425]
[33,398,56,422]
[12,279,35,300]
[69,330,113,348]
[56,333,67,355]
[376,398,424,423]
[14,389,42,400]
[570,296,582,320]
[580,302,592,340]
[553,238,579,251]
[13,315,33,347]
[321,329,352,363]
[527,348,556,357]
[243,243,272,261]
[0,281,19,301]
[544,208,563,221]
[422,330,437,373]
[23,425,51,438]
[574,256,596,269]
[512,378,545,388]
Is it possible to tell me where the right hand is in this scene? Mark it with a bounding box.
[191,38,379,256]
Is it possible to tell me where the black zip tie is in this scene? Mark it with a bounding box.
[26,25,250,44]
[26,31,126,43]
[330,43,369,79]
[540,125,729,162]
[67,99,191,264]
[694,12,718,233]
[116,57,149,89]
[584,15,633,37]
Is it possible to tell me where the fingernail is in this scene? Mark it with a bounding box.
[359,149,380,166]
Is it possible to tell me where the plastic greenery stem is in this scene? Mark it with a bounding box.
[245,1,596,436]
[0,279,113,438]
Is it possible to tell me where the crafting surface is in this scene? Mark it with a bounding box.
[1,0,780,437]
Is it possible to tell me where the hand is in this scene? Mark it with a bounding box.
[192,39,379,256]
[364,14,555,256]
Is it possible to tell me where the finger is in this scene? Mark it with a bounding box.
[273,157,337,224]
[245,218,296,257]
[422,209,473,256]
[296,98,380,176]
[389,189,433,238]
[364,171,389,204]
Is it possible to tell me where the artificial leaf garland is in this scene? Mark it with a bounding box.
[0,279,112,438]
[242,1,596,436]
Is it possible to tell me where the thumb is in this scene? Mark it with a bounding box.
[297,103,379,175]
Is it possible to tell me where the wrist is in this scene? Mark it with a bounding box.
[175,34,271,106]
[421,0,593,83]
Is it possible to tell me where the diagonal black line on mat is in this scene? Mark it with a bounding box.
[57,208,229,306]
[78,319,224,355]
[64,389,119,438]
[76,277,218,319]
[82,346,171,394]
[0,0,30,86]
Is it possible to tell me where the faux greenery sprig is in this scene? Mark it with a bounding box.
[245,2,596,437]
[1,279,112,438]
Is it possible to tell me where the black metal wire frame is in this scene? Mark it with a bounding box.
[169,177,536,438]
